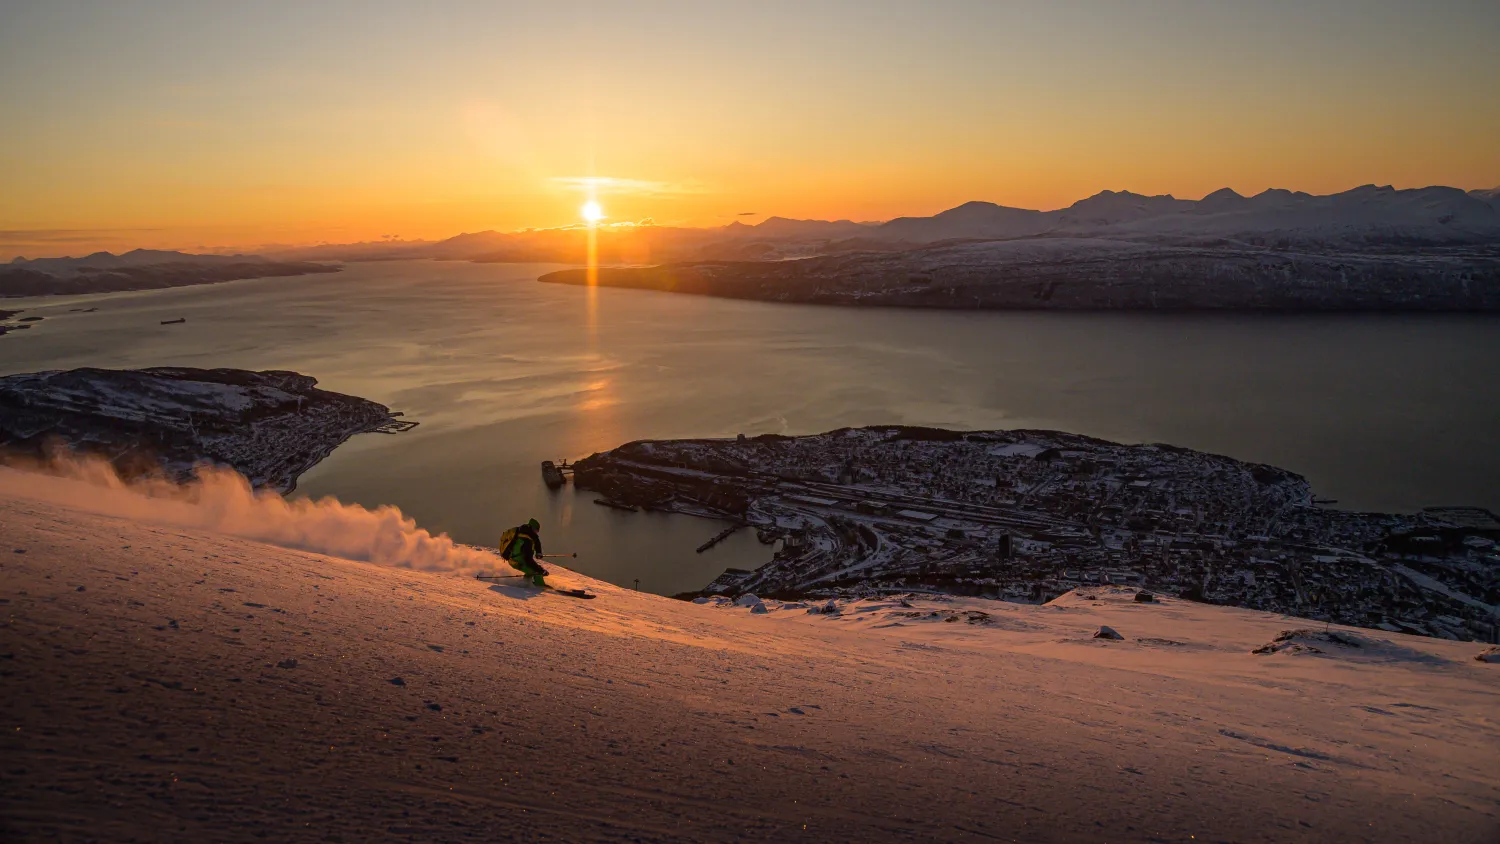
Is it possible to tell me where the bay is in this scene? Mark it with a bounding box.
[3,259,1496,594]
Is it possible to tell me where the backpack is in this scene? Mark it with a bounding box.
[499,527,518,559]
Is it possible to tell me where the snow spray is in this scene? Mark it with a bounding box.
[0,452,495,573]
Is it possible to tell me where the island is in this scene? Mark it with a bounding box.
[574,426,1500,641]
[0,367,416,492]
[0,308,25,336]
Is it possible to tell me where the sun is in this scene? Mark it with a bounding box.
[580,200,604,224]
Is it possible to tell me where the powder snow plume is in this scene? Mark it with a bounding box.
[0,453,498,574]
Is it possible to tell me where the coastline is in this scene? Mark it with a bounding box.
[538,242,1500,312]
[0,367,416,494]
[574,426,1500,642]
[0,261,342,299]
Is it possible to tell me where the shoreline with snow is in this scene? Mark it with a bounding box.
[540,240,1500,312]
[575,427,1500,642]
[0,367,415,493]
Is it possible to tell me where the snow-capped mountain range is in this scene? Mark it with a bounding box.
[724,184,1500,249]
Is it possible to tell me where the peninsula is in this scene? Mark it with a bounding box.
[540,241,1500,311]
[574,427,1500,641]
[0,367,415,492]
[0,308,25,336]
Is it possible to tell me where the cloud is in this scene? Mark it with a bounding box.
[0,228,165,244]
[549,176,705,197]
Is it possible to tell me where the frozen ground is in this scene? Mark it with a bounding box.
[1,480,1496,842]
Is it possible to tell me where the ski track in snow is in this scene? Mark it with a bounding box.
[0,489,1497,842]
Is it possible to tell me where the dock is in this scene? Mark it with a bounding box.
[371,418,419,434]
[696,524,741,553]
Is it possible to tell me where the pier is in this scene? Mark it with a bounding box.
[371,415,419,434]
[696,524,741,553]
[593,498,638,512]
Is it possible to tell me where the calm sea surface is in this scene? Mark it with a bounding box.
[3,260,1497,594]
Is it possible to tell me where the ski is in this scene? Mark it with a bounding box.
[476,574,595,599]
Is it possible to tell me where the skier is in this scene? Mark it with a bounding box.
[500,518,548,587]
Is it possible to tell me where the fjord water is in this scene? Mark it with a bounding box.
[3,260,1497,595]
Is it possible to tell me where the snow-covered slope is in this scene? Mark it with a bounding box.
[1094,185,1500,247]
[879,201,1053,242]
[1,481,1496,842]
[727,217,876,241]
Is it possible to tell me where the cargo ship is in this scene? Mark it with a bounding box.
[541,460,567,488]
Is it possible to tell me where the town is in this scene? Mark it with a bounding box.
[574,426,1500,643]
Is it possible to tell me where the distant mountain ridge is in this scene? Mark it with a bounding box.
[1,250,340,298]
[10,248,266,276]
[349,183,1493,266]
[879,201,1052,242]
[844,184,1500,248]
[18,184,1496,270]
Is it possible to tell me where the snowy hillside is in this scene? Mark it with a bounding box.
[1,473,1496,842]
[542,239,1500,311]
[253,185,1500,270]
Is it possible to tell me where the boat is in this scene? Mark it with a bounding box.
[541,460,566,488]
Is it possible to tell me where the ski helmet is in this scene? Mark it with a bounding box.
[527,518,540,530]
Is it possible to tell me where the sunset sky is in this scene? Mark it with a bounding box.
[2,0,1497,256]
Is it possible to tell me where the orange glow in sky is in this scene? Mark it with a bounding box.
[0,2,1496,257]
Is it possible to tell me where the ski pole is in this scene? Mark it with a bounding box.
[539,553,578,559]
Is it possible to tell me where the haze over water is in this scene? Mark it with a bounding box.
[3,260,1497,593]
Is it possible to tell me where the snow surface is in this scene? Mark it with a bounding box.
[1,483,1497,842]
